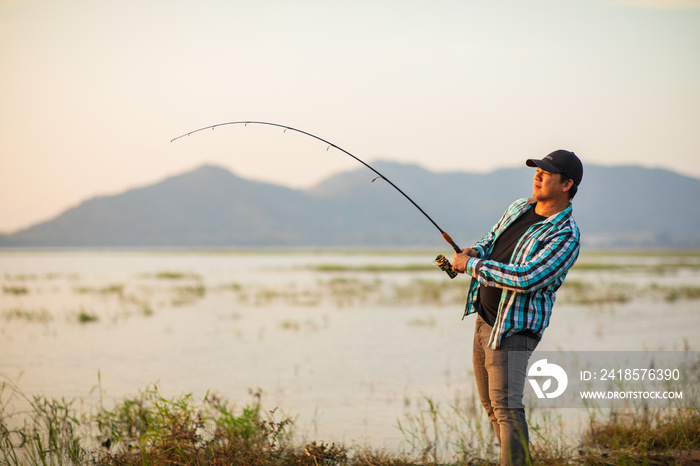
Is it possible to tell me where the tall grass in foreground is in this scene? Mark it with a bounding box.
[579,407,700,465]
[1,377,699,465]
[0,378,88,465]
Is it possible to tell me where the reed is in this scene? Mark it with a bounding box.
[3,285,29,295]
[1,376,698,465]
[77,309,99,324]
[171,284,207,306]
[74,284,125,297]
[309,263,436,273]
[2,307,52,323]
[0,377,90,465]
[153,271,202,280]
[579,407,700,465]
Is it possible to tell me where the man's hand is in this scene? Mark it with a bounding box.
[452,248,478,274]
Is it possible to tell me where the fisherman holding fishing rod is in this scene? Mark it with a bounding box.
[451,150,583,466]
[173,122,582,465]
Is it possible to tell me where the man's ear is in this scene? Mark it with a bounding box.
[562,178,574,193]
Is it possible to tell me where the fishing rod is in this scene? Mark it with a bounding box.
[171,120,459,278]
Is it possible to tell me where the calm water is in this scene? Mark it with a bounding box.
[1,250,699,449]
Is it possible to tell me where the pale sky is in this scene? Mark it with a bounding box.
[1,0,699,233]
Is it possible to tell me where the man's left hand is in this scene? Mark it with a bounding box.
[453,248,477,274]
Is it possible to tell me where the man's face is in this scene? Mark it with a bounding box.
[532,168,570,202]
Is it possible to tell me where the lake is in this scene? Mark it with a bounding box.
[1,249,699,451]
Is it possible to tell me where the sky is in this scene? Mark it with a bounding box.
[1,0,699,233]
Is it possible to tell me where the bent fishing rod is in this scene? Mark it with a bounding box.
[171,120,459,278]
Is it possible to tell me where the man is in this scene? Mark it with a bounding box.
[452,149,583,465]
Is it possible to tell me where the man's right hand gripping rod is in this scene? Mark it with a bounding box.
[435,232,460,279]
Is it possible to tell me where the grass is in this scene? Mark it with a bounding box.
[2,376,698,466]
[662,285,700,302]
[3,285,29,295]
[306,252,695,276]
[215,276,466,309]
[77,309,99,323]
[3,250,699,330]
[75,284,125,296]
[279,319,301,331]
[154,271,202,280]
[571,260,700,273]
[389,279,464,306]
[559,279,700,306]
[141,302,154,316]
[309,263,438,273]
[580,407,700,464]
[93,386,297,465]
[0,378,89,465]
[2,307,53,323]
[406,315,437,327]
[559,280,632,306]
[1,381,356,466]
[171,284,207,306]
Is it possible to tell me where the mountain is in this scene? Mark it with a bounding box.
[0,166,328,248]
[1,162,699,249]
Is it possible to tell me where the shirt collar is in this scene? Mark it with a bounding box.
[526,198,573,223]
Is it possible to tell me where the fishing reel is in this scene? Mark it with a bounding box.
[435,254,458,279]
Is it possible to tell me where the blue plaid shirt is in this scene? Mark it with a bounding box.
[463,197,580,349]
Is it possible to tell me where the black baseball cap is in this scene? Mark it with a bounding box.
[526,150,583,186]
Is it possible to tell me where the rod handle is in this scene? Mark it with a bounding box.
[442,232,461,253]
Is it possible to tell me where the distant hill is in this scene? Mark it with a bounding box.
[1,162,699,249]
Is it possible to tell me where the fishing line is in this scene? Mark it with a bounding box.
[370,176,432,248]
[172,120,460,278]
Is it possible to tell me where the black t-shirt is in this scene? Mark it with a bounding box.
[475,206,546,330]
